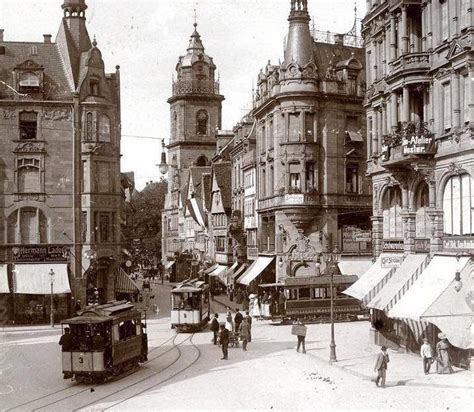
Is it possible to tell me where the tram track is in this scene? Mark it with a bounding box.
[5,332,179,412]
[101,332,202,411]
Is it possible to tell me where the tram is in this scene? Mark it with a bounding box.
[258,275,364,321]
[170,279,210,332]
[60,300,148,383]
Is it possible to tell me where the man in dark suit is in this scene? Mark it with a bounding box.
[234,308,243,333]
[219,325,230,360]
[210,313,220,345]
[244,311,252,342]
[374,346,390,388]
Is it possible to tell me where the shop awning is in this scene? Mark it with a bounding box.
[346,130,364,142]
[232,264,247,281]
[204,263,218,275]
[208,265,227,284]
[164,261,175,270]
[388,256,472,349]
[225,261,239,284]
[367,254,429,312]
[343,253,402,303]
[13,263,71,295]
[0,264,9,293]
[115,268,140,294]
[338,257,373,278]
[238,257,274,286]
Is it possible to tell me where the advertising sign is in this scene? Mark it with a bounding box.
[382,240,404,251]
[402,135,435,155]
[443,237,474,251]
[381,255,403,268]
[11,245,70,262]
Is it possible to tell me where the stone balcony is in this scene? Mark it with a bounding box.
[389,52,430,78]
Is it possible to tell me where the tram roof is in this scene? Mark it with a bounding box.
[172,279,209,293]
[61,300,140,324]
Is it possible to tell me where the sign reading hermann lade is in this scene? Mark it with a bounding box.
[11,245,70,262]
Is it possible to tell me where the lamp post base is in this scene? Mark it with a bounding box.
[329,342,337,362]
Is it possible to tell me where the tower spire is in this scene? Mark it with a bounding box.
[284,0,313,66]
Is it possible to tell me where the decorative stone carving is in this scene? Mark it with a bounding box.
[288,229,317,262]
[447,162,463,175]
[1,109,17,120]
[42,109,72,121]
[13,141,45,153]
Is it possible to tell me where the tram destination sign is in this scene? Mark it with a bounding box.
[11,245,70,262]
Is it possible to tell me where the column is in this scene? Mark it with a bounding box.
[390,14,397,61]
[401,5,409,54]
[382,34,387,76]
[373,40,378,81]
[429,82,435,128]
[372,110,378,154]
[382,104,387,136]
[449,0,458,40]
[452,71,461,129]
[386,98,392,132]
[427,0,433,51]
[377,109,383,152]
[469,64,474,125]
[421,3,427,52]
[402,86,410,123]
[391,90,398,130]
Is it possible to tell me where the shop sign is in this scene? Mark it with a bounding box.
[443,237,474,251]
[11,245,70,262]
[414,238,430,252]
[353,230,372,243]
[381,256,403,268]
[402,135,435,155]
[284,194,304,205]
[382,240,404,251]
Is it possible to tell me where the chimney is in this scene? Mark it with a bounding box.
[43,34,52,44]
[0,29,4,42]
[334,34,344,45]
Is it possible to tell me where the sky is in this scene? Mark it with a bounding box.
[0,0,366,190]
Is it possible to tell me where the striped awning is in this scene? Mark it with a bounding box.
[164,261,175,271]
[13,263,71,295]
[115,268,140,294]
[0,264,9,293]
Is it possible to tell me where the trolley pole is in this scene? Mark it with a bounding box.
[49,269,55,328]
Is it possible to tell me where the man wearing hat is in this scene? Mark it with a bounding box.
[420,337,433,374]
[374,346,390,388]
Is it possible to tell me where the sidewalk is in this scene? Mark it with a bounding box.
[292,320,473,390]
[212,293,243,312]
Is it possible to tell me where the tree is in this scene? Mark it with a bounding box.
[122,178,168,267]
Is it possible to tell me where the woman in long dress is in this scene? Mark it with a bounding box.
[436,334,454,374]
[224,310,234,332]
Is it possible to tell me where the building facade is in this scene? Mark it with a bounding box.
[238,0,371,290]
[349,0,473,364]
[0,0,123,322]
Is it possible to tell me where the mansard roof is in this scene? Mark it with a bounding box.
[312,42,365,78]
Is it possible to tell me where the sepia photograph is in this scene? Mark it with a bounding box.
[0,0,472,410]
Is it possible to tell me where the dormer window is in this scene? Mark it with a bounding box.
[90,79,100,96]
[19,72,40,88]
[19,111,38,140]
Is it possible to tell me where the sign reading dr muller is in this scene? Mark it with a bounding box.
[11,245,70,262]
[402,135,435,155]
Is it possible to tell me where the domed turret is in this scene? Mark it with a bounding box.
[62,0,87,17]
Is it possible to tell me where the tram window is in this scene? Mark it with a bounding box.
[118,320,137,340]
[299,288,311,299]
[287,288,298,300]
[313,288,328,299]
[172,293,184,310]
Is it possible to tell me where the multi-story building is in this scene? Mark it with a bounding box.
[161,21,224,277]
[0,0,123,322]
[346,0,473,366]
[236,0,372,290]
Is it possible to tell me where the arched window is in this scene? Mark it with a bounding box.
[195,155,208,166]
[98,115,111,142]
[196,110,208,135]
[86,113,94,141]
[443,174,474,235]
[415,182,431,238]
[382,186,403,239]
[17,158,40,193]
[19,72,40,88]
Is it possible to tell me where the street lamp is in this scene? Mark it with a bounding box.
[325,246,341,362]
[49,269,55,327]
[158,139,169,175]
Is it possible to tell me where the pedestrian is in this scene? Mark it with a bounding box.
[240,318,250,351]
[420,337,433,375]
[210,313,220,345]
[278,290,286,315]
[225,310,234,332]
[436,333,453,374]
[229,285,234,302]
[58,327,74,351]
[234,308,243,333]
[292,319,307,354]
[219,324,230,360]
[244,310,252,342]
[374,346,390,388]
[242,290,249,311]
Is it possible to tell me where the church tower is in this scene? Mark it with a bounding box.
[162,21,224,265]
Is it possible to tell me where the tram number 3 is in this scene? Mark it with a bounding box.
[79,357,84,364]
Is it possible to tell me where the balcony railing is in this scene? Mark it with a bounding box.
[390,52,430,74]
[172,80,220,96]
